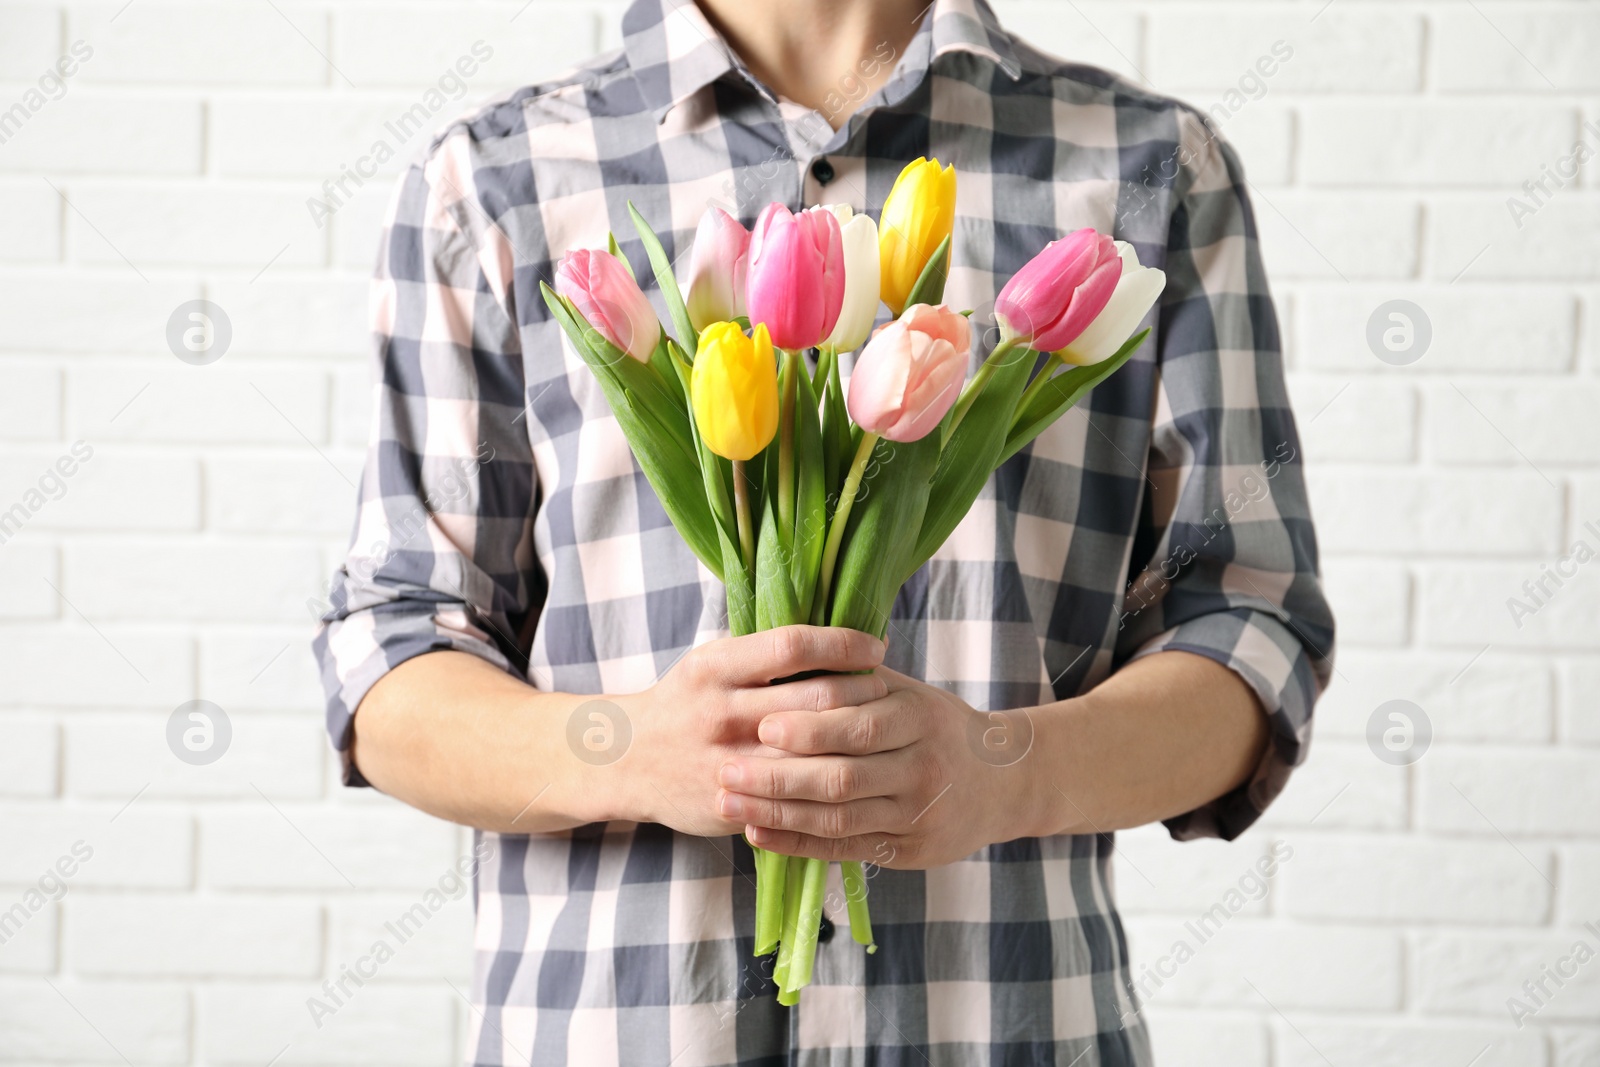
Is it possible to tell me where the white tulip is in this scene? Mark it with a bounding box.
[823,204,881,353]
[1059,241,1166,365]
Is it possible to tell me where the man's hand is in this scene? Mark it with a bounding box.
[615,627,889,838]
[715,667,1023,869]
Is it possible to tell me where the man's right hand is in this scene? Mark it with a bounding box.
[613,626,888,837]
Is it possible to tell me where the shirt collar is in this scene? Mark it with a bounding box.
[622,0,1020,122]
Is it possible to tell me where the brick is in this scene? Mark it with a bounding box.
[69,364,330,445]
[1209,104,1292,187]
[0,7,61,78]
[1113,826,1278,918]
[1420,562,1600,650]
[331,184,392,270]
[63,713,324,800]
[0,275,198,354]
[1281,836,1551,924]
[333,362,372,446]
[0,899,56,974]
[212,95,451,179]
[328,891,475,981]
[1297,287,1577,373]
[71,1,333,85]
[1421,748,1600,837]
[1308,469,1560,556]
[200,629,327,712]
[0,805,191,888]
[1427,382,1600,465]
[1122,917,1400,1010]
[1555,1031,1600,1067]
[0,626,193,708]
[1256,742,1408,831]
[1280,1023,1548,1067]
[1559,846,1600,926]
[1149,10,1421,92]
[62,539,323,622]
[1302,104,1578,187]
[67,895,321,976]
[0,364,61,439]
[203,806,459,890]
[1288,378,1415,463]
[1430,199,1600,282]
[1319,558,1408,647]
[0,715,58,796]
[65,185,325,268]
[1315,651,1553,744]
[208,276,369,356]
[207,454,359,536]
[1561,658,1600,743]
[991,1,1143,83]
[331,5,596,88]
[1436,6,1600,92]
[0,543,58,619]
[200,982,455,1066]
[0,96,202,173]
[0,448,201,531]
[1140,1012,1267,1067]
[1416,932,1600,1020]
[1253,193,1418,281]
[0,184,61,262]
[0,978,189,1063]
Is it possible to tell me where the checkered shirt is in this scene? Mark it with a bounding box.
[312,0,1336,1062]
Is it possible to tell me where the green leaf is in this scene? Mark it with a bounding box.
[819,349,853,496]
[607,232,636,281]
[628,201,697,352]
[754,493,802,630]
[540,282,722,580]
[901,233,951,311]
[789,358,827,618]
[998,328,1150,466]
[827,434,941,638]
[908,340,1036,574]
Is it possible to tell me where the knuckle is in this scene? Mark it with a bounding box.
[824,762,856,802]
[850,713,882,751]
[821,806,853,838]
[772,627,806,671]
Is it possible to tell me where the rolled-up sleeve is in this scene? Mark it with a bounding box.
[1114,117,1336,841]
[312,136,538,786]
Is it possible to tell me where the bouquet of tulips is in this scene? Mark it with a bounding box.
[541,157,1165,1005]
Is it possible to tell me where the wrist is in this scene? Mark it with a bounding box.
[1012,696,1091,839]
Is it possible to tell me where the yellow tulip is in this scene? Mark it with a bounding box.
[691,321,779,461]
[878,157,956,316]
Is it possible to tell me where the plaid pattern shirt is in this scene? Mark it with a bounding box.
[313,0,1335,1062]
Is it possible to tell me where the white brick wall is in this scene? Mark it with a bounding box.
[1,0,1596,1063]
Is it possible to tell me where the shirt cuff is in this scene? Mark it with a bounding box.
[1129,607,1323,841]
[313,602,518,787]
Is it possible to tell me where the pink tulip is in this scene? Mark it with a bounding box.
[555,249,662,362]
[745,203,845,351]
[847,303,970,442]
[994,229,1122,353]
[683,208,750,333]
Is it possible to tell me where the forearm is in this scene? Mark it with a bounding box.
[351,650,636,834]
[1020,650,1267,839]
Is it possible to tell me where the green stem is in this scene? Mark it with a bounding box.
[810,431,880,626]
[731,459,755,572]
[754,846,786,956]
[813,344,835,398]
[772,854,805,993]
[946,334,1024,439]
[841,861,875,951]
[787,858,828,992]
[777,350,797,540]
[1013,350,1064,427]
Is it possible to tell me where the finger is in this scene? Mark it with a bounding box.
[744,825,906,866]
[719,790,900,838]
[718,753,899,802]
[757,691,919,755]
[716,626,885,686]
[738,671,888,716]
[874,665,922,693]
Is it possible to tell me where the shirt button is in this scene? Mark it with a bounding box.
[810,157,835,186]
